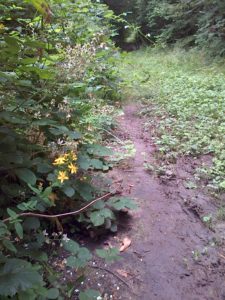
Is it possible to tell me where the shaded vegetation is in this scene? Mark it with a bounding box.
[106,0,225,55]
[0,0,137,298]
[119,48,225,191]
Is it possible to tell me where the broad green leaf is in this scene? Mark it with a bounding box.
[2,240,17,253]
[96,248,121,262]
[90,208,114,227]
[37,163,53,174]
[17,249,48,262]
[15,222,23,239]
[15,168,37,185]
[32,119,57,126]
[4,36,20,53]
[46,288,59,299]
[7,208,18,219]
[0,259,43,297]
[62,186,75,197]
[77,247,92,261]
[67,131,82,140]
[63,239,79,254]
[75,182,94,201]
[86,144,113,156]
[79,289,101,300]
[0,112,27,125]
[108,197,137,210]
[90,211,104,226]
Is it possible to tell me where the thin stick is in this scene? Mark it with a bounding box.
[3,192,116,223]
[89,265,130,288]
[97,127,124,145]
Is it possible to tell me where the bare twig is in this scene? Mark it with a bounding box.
[97,127,124,145]
[3,192,117,223]
[89,264,131,288]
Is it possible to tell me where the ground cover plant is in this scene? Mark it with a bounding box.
[0,0,137,298]
[119,48,225,192]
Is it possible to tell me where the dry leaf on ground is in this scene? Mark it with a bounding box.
[119,237,131,252]
[116,269,129,278]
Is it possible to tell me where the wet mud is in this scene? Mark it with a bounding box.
[107,104,225,300]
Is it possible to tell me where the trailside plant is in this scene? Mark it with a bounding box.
[0,0,136,298]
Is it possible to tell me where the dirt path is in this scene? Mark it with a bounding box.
[109,103,225,300]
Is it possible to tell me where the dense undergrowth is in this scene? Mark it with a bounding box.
[106,0,225,57]
[0,1,137,299]
[119,48,225,192]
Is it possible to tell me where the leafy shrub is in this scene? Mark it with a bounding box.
[110,0,225,55]
[0,0,136,298]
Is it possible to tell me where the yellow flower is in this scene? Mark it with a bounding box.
[57,171,69,183]
[70,151,77,161]
[68,163,78,174]
[53,156,65,165]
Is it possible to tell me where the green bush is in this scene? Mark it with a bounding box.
[0,1,136,298]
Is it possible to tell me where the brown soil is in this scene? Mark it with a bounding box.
[70,103,225,300]
[102,103,225,300]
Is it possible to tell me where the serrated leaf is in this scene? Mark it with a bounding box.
[96,248,121,262]
[89,159,103,170]
[66,256,88,268]
[66,247,91,269]
[90,212,104,226]
[67,131,81,140]
[86,144,113,156]
[0,259,43,297]
[77,247,92,261]
[108,197,137,210]
[63,239,79,254]
[90,208,114,227]
[79,289,101,300]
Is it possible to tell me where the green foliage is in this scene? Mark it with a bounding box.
[96,247,121,262]
[78,196,136,231]
[120,48,225,191]
[111,0,225,55]
[0,0,134,298]
[79,289,101,300]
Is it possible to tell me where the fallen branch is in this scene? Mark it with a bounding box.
[3,192,116,223]
[97,127,124,145]
[89,264,131,288]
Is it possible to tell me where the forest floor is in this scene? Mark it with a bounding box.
[105,102,225,300]
[70,49,225,299]
[72,101,225,300]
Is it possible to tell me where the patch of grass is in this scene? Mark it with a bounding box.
[119,47,225,191]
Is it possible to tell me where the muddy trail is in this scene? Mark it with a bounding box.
[102,103,225,300]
